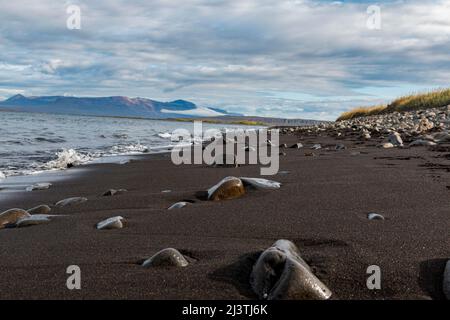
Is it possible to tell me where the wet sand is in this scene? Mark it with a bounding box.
[0,133,449,300]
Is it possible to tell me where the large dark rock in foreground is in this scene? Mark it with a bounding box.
[250,240,332,300]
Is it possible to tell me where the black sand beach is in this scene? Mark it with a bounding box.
[1,133,449,300]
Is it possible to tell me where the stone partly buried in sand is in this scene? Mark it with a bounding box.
[0,208,31,229]
[443,260,450,300]
[388,132,403,147]
[27,204,52,215]
[409,139,437,147]
[240,177,281,190]
[142,248,189,268]
[168,202,188,210]
[96,216,126,230]
[206,176,281,200]
[368,213,385,220]
[26,182,52,192]
[207,176,245,201]
[15,214,54,228]
[102,189,128,196]
[55,197,88,207]
[250,240,332,300]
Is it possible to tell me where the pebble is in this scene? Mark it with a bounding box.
[27,205,51,215]
[409,139,437,147]
[311,144,322,150]
[368,213,385,220]
[0,209,31,228]
[16,215,53,228]
[379,142,394,149]
[240,177,281,190]
[168,202,188,210]
[207,176,245,201]
[102,189,128,196]
[26,182,52,192]
[96,216,125,230]
[290,143,304,149]
[55,197,88,207]
[388,132,403,147]
[142,248,189,268]
[250,240,332,300]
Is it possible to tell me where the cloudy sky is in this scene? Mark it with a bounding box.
[1,0,450,120]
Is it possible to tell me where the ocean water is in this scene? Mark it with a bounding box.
[0,111,259,178]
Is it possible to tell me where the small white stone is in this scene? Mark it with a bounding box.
[368,213,385,220]
[96,216,125,230]
[168,202,188,210]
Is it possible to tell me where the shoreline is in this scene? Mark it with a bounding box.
[1,132,449,299]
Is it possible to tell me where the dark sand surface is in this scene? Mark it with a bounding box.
[1,133,449,300]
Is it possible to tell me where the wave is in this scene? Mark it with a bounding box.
[157,132,172,139]
[44,149,92,170]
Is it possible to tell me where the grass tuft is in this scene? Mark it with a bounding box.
[337,88,450,121]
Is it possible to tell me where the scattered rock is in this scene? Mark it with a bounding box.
[279,152,286,156]
[415,117,434,133]
[409,139,437,147]
[240,177,281,190]
[161,190,172,193]
[26,182,52,192]
[16,215,52,228]
[0,209,31,228]
[27,205,51,215]
[96,216,125,230]
[55,197,88,207]
[207,177,245,201]
[362,132,371,140]
[379,142,394,149]
[311,144,322,150]
[388,132,403,147]
[102,189,128,196]
[142,248,189,268]
[335,144,346,150]
[279,143,288,148]
[304,152,315,157]
[368,213,385,220]
[290,143,304,149]
[250,240,332,300]
[168,202,188,210]
[443,260,450,300]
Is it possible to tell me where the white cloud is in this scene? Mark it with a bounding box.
[0,0,450,120]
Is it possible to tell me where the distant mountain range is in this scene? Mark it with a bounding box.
[0,94,325,126]
[0,94,241,119]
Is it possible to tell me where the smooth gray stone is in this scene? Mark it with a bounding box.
[16,215,52,228]
[142,248,189,268]
[250,240,332,300]
[368,213,385,220]
[27,205,51,215]
[102,189,127,196]
[55,197,88,207]
[0,209,30,228]
[96,216,125,230]
[168,202,188,210]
